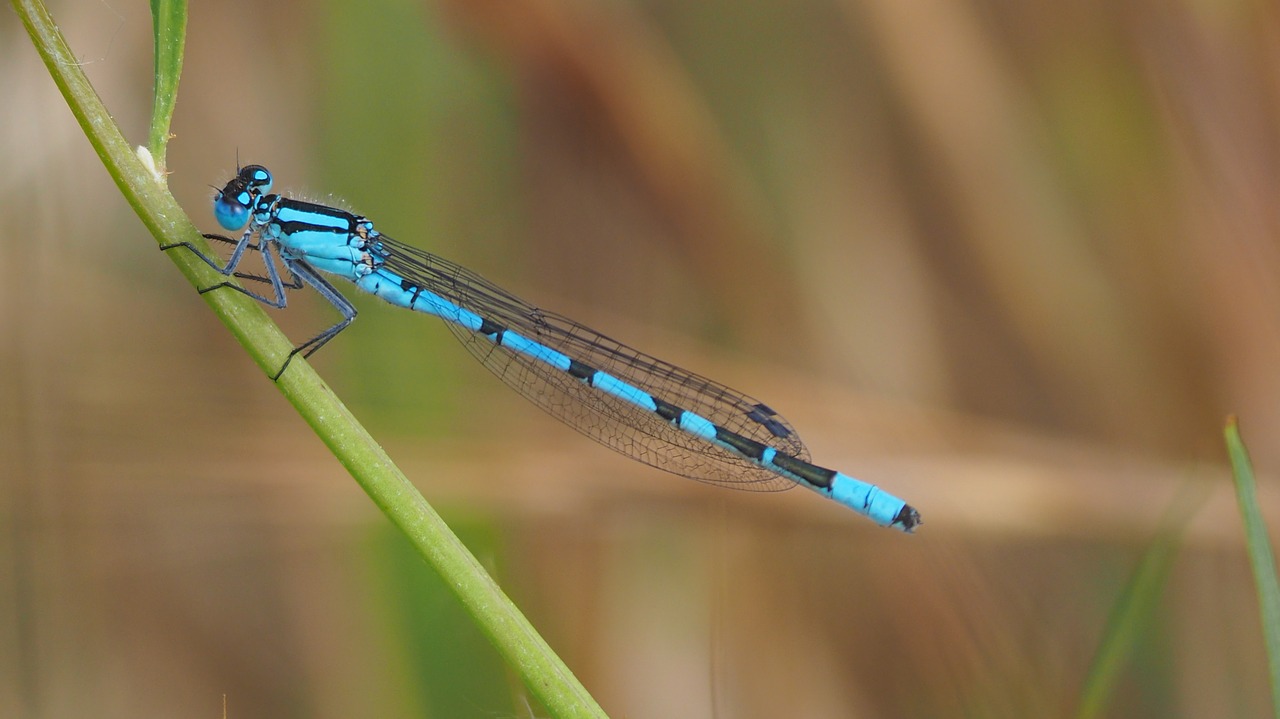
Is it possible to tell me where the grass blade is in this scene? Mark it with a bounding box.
[1074,482,1205,719]
[148,0,186,170]
[1225,416,1280,719]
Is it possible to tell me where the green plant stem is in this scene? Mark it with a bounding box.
[11,1,606,716]
[1225,417,1280,719]
[148,0,186,170]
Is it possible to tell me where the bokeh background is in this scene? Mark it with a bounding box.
[4,0,1280,716]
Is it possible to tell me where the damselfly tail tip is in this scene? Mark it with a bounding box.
[895,504,922,533]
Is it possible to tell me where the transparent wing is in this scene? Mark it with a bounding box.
[375,234,811,491]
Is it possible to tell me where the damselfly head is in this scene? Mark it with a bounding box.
[212,165,274,231]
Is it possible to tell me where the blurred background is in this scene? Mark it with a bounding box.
[3,0,1280,716]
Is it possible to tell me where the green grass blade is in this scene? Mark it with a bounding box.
[11,1,608,715]
[148,0,186,171]
[1073,482,1205,719]
[1225,416,1280,719]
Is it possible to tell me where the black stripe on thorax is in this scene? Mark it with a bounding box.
[273,218,359,238]
[273,198,362,236]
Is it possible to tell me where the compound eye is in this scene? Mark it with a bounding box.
[214,192,251,231]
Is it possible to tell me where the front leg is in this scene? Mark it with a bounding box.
[162,230,291,309]
[161,228,259,276]
[193,234,306,291]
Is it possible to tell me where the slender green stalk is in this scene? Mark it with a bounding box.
[1225,417,1280,719]
[11,1,606,716]
[148,0,186,170]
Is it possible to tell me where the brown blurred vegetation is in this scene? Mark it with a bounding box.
[4,0,1280,717]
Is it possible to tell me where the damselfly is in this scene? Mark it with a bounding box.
[164,165,921,531]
